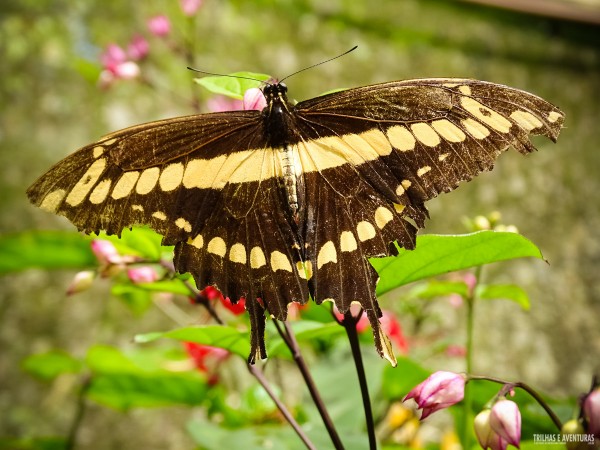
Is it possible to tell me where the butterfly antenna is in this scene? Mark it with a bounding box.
[279,45,358,83]
[186,67,265,83]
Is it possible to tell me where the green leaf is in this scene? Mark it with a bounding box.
[135,325,251,359]
[0,437,67,450]
[111,283,153,315]
[0,231,95,273]
[96,226,167,260]
[408,280,469,299]
[476,283,531,310]
[372,231,544,295]
[135,279,191,296]
[21,350,82,380]
[87,372,207,410]
[381,357,430,400]
[266,320,345,358]
[84,345,207,410]
[195,72,271,99]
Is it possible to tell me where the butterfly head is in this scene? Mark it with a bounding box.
[261,81,288,107]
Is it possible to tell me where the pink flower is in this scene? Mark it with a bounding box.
[99,44,140,87]
[243,88,267,111]
[147,15,171,37]
[101,44,127,68]
[127,34,149,60]
[127,267,158,284]
[584,388,600,437]
[66,270,96,296]
[490,399,521,448]
[206,96,243,112]
[180,0,203,16]
[404,371,466,419]
[475,409,508,450]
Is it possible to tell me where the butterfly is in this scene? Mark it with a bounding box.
[27,77,564,365]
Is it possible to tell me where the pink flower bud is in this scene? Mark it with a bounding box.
[404,371,466,419]
[127,267,158,284]
[66,270,96,296]
[474,409,508,450]
[91,240,121,265]
[113,61,140,80]
[584,388,600,437]
[147,15,171,37]
[180,0,203,16]
[101,44,127,68]
[490,399,521,448]
[206,96,243,113]
[243,88,267,111]
[127,34,149,60]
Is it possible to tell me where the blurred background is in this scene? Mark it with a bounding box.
[1,0,599,449]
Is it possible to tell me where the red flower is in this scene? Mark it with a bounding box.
[221,296,246,315]
[380,311,409,355]
[184,342,228,384]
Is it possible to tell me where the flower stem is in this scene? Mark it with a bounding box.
[181,281,315,447]
[342,311,377,450]
[65,374,91,450]
[274,320,345,450]
[462,265,481,449]
[247,363,317,450]
[468,375,563,430]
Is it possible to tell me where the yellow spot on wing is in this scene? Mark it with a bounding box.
[89,179,112,204]
[387,125,416,151]
[296,261,313,280]
[411,123,441,147]
[431,119,466,143]
[112,171,140,199]
[417,166,432,177]
[175,217,192,233]
[159,163,184,192]
[188,234,204,249]
[92,146,104,159]
[207,237,226,257]
[317,241,337,269]
[459,85,472,95]
[229,243,247,264]
[40,189,66,212]
[340,231,358,252]
[461,97,512,133]
[461,118,490,139]
[153,211,167,221]
[510,110,543,131]
[132,204,144,212]
[394,203,405,214]
[357,221,376,242]
[401,179,412,189]
[102,138,117,146]
[250,247,266,269]
[66,158,107,206]
[374,206,394,229]
[270,251,293,273]
[136,167,160,195]
[547,111,562,123]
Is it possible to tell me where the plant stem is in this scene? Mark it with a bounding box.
[342,311,377,450]
[462,265,482,449]
[181,282,314,447]
[247,363,317,450]
[65,375,91,450]
[469,375,563,430]
[274,320,345,450]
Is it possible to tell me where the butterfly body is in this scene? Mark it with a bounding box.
[27,77,564,365]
